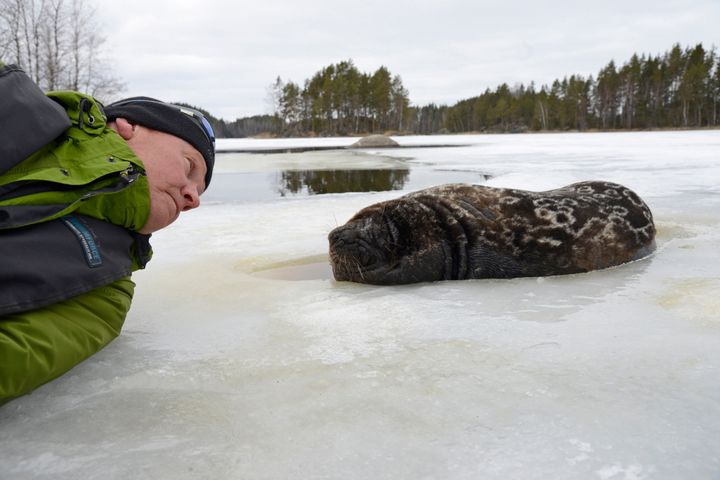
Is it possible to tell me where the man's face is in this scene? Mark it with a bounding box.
[119,123,207,234]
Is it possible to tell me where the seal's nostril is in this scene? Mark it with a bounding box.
[329,230,345,246]
[330,227,360,247]
[342,229,361,244]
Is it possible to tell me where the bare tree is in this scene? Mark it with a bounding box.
[0,0,124,99]
[43,0,65,90]
[266,76,284,115]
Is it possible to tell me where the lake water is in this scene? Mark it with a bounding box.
[1,131,719,480]
[203,149,491,203]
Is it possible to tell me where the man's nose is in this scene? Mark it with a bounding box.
[181,184,201,211]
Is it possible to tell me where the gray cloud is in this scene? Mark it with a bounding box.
[96,0,719,120]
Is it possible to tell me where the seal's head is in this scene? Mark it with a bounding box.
[328,198,447,285]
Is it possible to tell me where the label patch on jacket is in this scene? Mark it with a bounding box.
[61,215,103,267]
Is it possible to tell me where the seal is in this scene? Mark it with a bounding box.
[328,181,656,284]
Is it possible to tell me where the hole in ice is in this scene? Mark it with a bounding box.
[251,255,333,281]
[203,163,492,204]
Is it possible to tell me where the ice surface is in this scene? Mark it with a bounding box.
[1,131,719,479]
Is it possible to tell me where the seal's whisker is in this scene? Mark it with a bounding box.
[352,259,365,281]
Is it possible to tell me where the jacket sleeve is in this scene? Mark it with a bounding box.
[0,277,135,404]
[0,64,71,174]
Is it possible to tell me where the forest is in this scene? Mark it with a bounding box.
[211,62,410,138]
[214,43,720,137]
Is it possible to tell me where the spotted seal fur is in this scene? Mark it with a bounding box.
[328,181,656,284]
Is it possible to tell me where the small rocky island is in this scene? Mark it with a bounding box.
[348,134,400,148]
[216,134,465,154]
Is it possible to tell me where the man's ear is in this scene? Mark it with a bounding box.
[110,117,136,140]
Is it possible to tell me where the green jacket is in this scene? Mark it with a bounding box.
[0,79,152,403]
[0,90,151,234]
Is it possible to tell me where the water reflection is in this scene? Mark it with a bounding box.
[277,169,410,196]
[203,167,490,204]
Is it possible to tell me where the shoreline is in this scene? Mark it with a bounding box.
[230,125,720,141]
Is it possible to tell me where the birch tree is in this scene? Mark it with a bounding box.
[0,0,124,99]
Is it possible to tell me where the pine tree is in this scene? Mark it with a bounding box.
[256,42,719,137]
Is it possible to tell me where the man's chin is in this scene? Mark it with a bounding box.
[138,223,157,234]
[138,214,178,234]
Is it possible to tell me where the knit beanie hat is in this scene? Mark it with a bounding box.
[104,96,215,188]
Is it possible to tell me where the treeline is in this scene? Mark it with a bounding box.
[213,115,277,138]
[268,60,410,136]
[220,43,719,137]
[174,102,276,138]
[442,43,720,133]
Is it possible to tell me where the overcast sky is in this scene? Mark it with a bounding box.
[96,0,719,120]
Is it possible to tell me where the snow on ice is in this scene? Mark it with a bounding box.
[1,131,719,479]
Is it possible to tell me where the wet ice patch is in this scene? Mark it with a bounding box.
[250,254,333,281]
[596,463,656,480]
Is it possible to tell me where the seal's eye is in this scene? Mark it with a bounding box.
[374,215,402,252]
[385,217,400,245]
